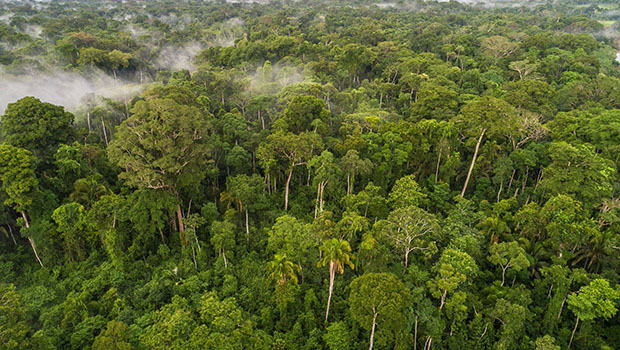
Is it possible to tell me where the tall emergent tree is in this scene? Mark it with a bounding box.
[349,273,411,350]
[566,279,620,349]
[0,96,75,162]
[108,91,211,237]
[0,144,43,266]
[318,238,354,322]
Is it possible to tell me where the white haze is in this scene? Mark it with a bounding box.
[156,42,204,71]
[0,70,145,114]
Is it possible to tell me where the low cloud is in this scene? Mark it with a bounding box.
[0,69,145,114]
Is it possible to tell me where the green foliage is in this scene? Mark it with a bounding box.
[0,97,75,161]
[1,2,620,349]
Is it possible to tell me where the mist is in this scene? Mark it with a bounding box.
[0,70,145,114]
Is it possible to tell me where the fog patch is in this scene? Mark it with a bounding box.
[23,24,42,38]
[0,13,12,24]
[0,70,145,114]
[156,42,203,71]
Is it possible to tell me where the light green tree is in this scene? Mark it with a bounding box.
[318,238,354,322]
[566,279,620,349]
[427,249,478,310]
[349,273,411,350]
[488,241,530,286]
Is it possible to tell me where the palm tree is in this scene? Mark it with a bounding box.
[268,253,299,288]
[318,238,354,322]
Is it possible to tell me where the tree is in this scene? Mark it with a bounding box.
[382,205,439,271]
[481,36,518,63]
[107,49,131,80]
[340,150,372,195]
[1,97,74,162]
[0,284,32,350]
[220,174,265,237]
[268,215,319,280]
[108,95,211,236]
[0,145,43,266]
[211,218,236,269]
[541,142,615,209]
[323,322,351,350]
[257,131,322,210]
[308,150,341,217]
[509,60,539,80]
[349,273,411,350]
[427,249,477,310]
[454,96,519,197]
[566,279,620,349]
[92,320,133,350]
[318,238,354,322]
[282,95,330,134]
[388,174,426,209]
[52,202,93,261]
[488,241,530,286]
[268,253,300,288]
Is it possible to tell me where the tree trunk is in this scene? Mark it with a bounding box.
[101,119,109,147]
[176,204,185,234]
[325,261,335,322]
[21,211,43,266]
[222,248,228,268]
[347,174,351,195]
[461,128,486,197]
[319,182,326,214]
[439,289,448,310]
[285,167,294,210]
[435,150,442,183]
[369,312,378,350]
[87,111,91,132]
[501,265,509,286]
[191,245,197,269]
[159,228,165,244]
[245,210,250,239]
[414,316,418,350]
[568,316,579,349]
[404,249,410,273]
[315,182,321,218]
[7,224,16,245]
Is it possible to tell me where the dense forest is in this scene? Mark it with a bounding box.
[1,0,620,349]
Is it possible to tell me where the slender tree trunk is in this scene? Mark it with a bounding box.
[191,245,197,269]
[325,261,335,322]
[101,119,109,147]
[497,180,503,202]
[245,210,250,239]
[439,289,448,310]
[507,169,516,193]
[347,174,351,195]
[404,249,410,273]
[176,204,185,234]
[7,224,16,245]
[159,228,165,244]
[369,312,378,350]
[557,297,566,319]
[87,111,91,132]
[414,316,418,350]
[568,316,579,349]
[285,167,294,210]
[315,183,321,218]
[461,129,486,197]
[319,182,326,214]
[21,211,43,267]
[435,150,442,183]
[501,265,509,286]
[222,248,228,268]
